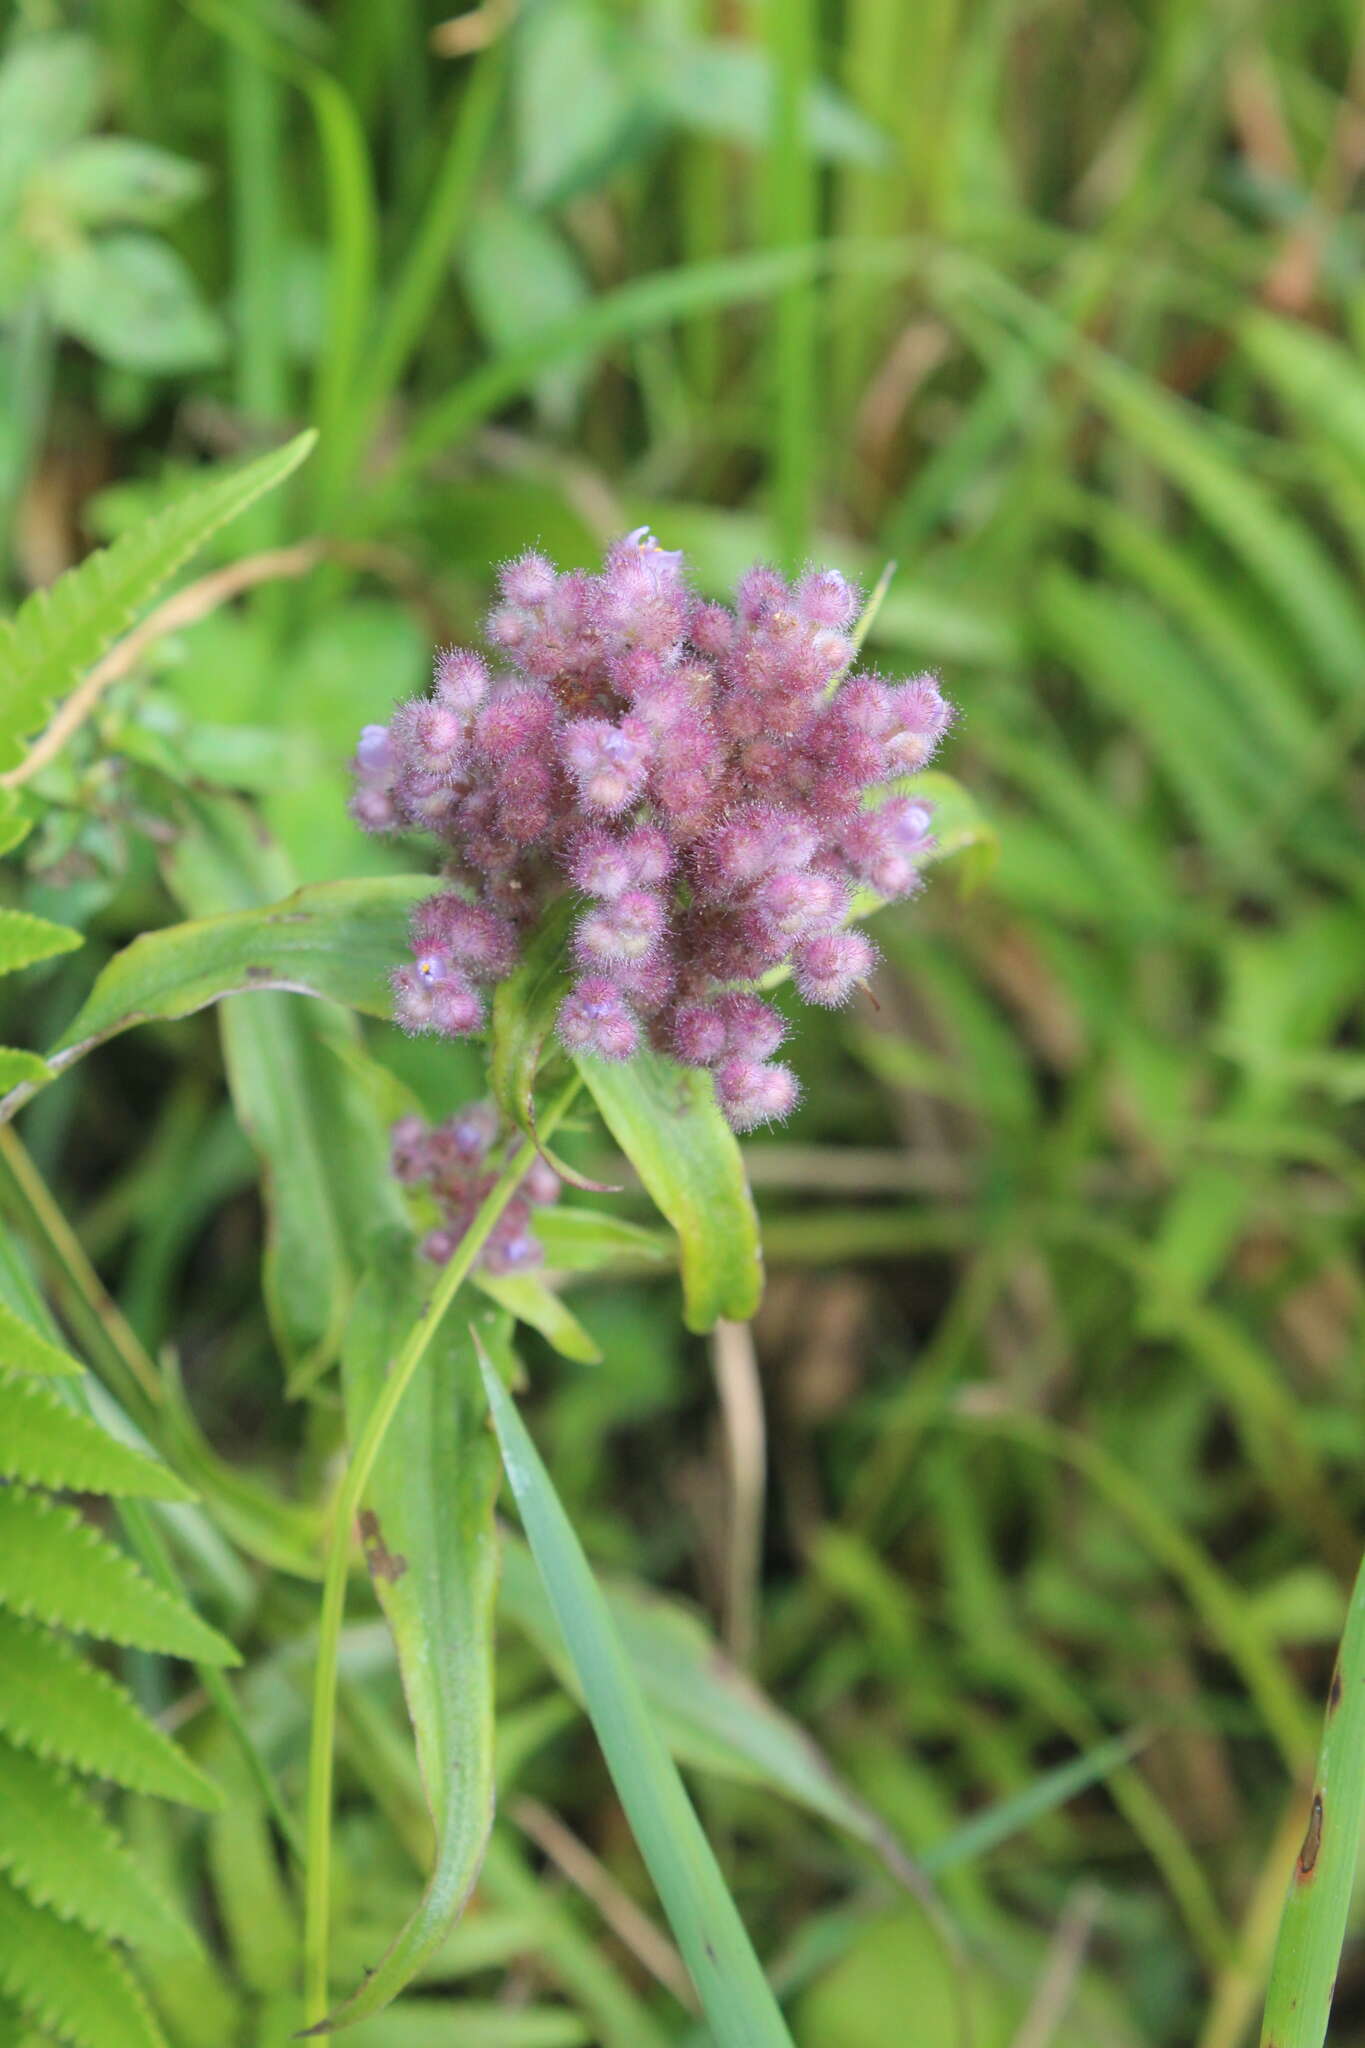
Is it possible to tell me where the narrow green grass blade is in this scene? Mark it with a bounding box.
[477,1343,794,2047]
[1260,1546,1365,2047]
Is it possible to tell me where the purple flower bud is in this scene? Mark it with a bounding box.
[499,551,558,607]
[355,722,394,776]
[884,675,953,770]
[521,1156,561,1207]
[430,974,485,1037]
[421,1227,460,1264]
[476,686,558,761]
[444,1107,498,1168]
[795,569,859,630]
[435,648,490,713]
[751,867,847,939]
[792,929,876,1007]
[349,785,399,834]
[698,805,818,895]
[561,716,651,814]
[842,798,933,897]
[714,1056,799,1132]
[611,950,676,1012]
[736,565,787,622]
[690,602,734,657]
[714,992,787,1060]
[671,1001,730,1066]
[390,1115,431,1182]
[569,829,637,899]
[413,895,519,979]
[557,977,640,1062]
[393,696,467,772]
[575,888,665,965]
[482,1229,544,1276]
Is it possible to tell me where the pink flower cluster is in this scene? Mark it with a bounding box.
[351,531,952,1131]
[390,1102,560,1272]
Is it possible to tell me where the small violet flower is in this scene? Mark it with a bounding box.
[351,530,954,1131]
[391,1105,560,1273]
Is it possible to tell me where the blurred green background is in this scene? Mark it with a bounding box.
[2,0,1364,2043]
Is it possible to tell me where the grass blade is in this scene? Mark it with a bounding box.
[1260,1545,1365,2047]
[477,1341,794,2047]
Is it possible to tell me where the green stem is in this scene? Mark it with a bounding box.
[301,1076,581,2024]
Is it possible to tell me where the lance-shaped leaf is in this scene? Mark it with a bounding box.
[0,908,82,976]
[164,794,406,1387]
[326,1233,505,2027]
[1260,1544,1365,2048]
[4,875,429,1120]
[575,1048,762,1331]
[478,1343,793,2048]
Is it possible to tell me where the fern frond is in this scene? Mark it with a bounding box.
[0,1486,238,1666]
[0,1301,81,1377]
[0,1612,220,1809]
[0,1872,166,2048]
[0,430,315,775]
[0,1369,193,1497]
[0,909,82,978]
[0,1738,197,1957]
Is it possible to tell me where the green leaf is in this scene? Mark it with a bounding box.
[35,875,427,1100]
[0,38,101,213]
[48,233,225,374]
[38,139,209,228]
[0,1050,51,1092]
[0,1611,220,1809]
[898,769,997,895]
[0,909,82,977]
[462,198,591,426]
[164,794,406,1386]
[0,1487,238,1667]
[489,898,576,1150]
[477,1344,794,2047]
[0,428,315,775]
[475,1271,602,1366]
[326,1236,505,2025]
[0,1736,196,1955]
[0,1870,166,2048]
[0,1299,82,1377]
[0,1368,194,1498]
[1260,1545,1365,2047]
[499,1537,914,1869]
[530,1206,670,1272]
[575,1048,762,1331]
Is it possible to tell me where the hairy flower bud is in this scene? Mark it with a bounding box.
[434,648,489,713]
[557,977,640,1062]
[714,1056,799,1131]
[792,929,877,1007]
[575,888,665,965]
[561,716,651,813]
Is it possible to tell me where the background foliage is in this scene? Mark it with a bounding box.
[1,1,1363,2043]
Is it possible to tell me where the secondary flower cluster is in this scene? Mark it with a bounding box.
[390,1102,559,1272]
[352,531,952,1130]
